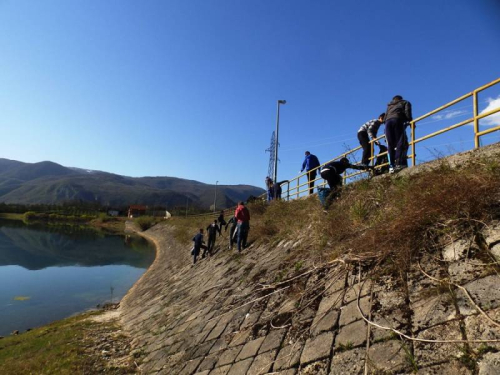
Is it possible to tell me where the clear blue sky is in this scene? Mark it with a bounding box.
[1,0,499,188]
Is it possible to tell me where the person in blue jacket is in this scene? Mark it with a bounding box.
[301,151,321,195]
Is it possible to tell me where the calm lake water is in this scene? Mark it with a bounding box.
[0,219,155,336]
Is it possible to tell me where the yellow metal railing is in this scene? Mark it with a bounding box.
[281,77,500,200]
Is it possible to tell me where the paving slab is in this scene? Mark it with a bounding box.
[300,331,334,365]
[416,361,473,374]
[310,309,339,336]
[274,344,303,370]
[258,328,287,354]
[338,297,370,327]
[299,359,329,374]
[330,348,365,375]
[208,364,231,375]
[226,358,253,375]
[179,357,204,375]
[335,320,366,348]
[478,352,500,375]
[464,307,500,351]
[236,336,265,361]
[215,345,243,367]
[413,321,462,368]
[366,340,407,374]
[246,349,277,375]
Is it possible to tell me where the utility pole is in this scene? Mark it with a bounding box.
[213,181,219,213]
[274,100,286,183]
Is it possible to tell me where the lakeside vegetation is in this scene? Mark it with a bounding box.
[0,310,136,375]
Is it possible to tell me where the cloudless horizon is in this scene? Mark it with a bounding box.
[1,0,500,188]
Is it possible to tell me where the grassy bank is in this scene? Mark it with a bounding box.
[0,309,136,374]
[167,154,500,278]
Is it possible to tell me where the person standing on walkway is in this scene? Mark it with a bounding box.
[192,229,207,264]
[266,178,275,202]
[301,151,321,194]
[272,180,284,200]
[384,95,412,173]
[235,202,250,252]
[205,220,218,257]
[357,113,385,167]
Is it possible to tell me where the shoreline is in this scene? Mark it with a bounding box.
[119,221,163,309]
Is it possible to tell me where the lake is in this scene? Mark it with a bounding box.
[0,219,155,336]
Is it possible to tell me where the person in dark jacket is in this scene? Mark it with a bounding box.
[320,158,368,202]
[217,211,226,235]
[266,178,275,202]
[205,220,219,257]
[192,229,207,264]
[384,95,412,172]
[273,180,285,200]
[226,216,238,249]
[357,113,385,166]
[301,151,321,195]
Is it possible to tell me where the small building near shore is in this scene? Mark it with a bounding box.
[128,205,146,218]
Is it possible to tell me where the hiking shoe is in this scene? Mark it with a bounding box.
[389,167,395,174]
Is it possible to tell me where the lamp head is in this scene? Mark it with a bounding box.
[278,100,286,105]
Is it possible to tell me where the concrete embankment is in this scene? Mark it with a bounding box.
[120,145,500,375]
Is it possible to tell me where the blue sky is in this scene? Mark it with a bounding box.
[1,0,499,189]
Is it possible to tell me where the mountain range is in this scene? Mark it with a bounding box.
[0,158,264,209]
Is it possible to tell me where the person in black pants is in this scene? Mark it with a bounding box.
[357,113,385,166]
[320,158,369,204]
[192,229,207,264]
[217,211,226,235]
[384,95,412,172]
[301,151,321,195]
[226,216,237,249]
[205,220,218,257]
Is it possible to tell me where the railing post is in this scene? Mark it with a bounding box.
[473,91,480,148]
[411,121,416,167]
[370,140,374,167]
[287,182,290,201]
[296,177,299,199]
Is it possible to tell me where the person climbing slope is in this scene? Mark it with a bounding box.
[320,157,369,204]
[234,202,250,252]
[191,229,207,264]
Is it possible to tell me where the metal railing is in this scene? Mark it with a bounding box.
[281,77,500,200]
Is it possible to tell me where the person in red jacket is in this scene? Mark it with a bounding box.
[234,201,250,252]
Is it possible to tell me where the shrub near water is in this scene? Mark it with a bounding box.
[135,216,155,231]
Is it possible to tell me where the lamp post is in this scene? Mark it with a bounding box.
[213,181,219,213]
[274,100,286,183]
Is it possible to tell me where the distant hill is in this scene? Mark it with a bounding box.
[0,158,264,209]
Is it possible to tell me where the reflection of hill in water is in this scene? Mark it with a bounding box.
[0,220,155,270]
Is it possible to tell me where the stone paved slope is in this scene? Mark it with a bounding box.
[120,144,500,375]
[120,223,500,374]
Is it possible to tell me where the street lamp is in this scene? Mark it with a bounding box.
[274,100,286,183]
[213,181,219,213]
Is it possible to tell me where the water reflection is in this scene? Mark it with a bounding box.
[0,219,154,270]
[0,219,155,335]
